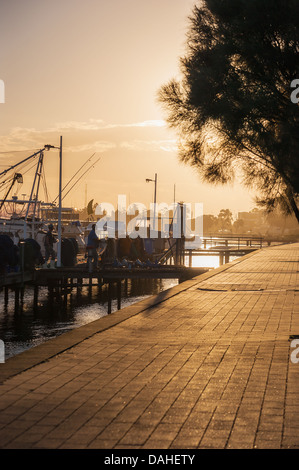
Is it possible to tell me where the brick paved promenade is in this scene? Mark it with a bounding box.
[0,243,298,449]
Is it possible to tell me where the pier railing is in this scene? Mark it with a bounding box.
[201,234,264,249]
[155,234,263,266]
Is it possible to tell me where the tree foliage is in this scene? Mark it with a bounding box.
[158,0,299,221]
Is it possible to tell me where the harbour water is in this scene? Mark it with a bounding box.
[0,253,234,360]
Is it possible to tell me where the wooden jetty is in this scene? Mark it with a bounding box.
[0,264,210,315]
[0,234,265,314]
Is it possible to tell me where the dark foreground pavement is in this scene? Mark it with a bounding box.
[0,243,298,449]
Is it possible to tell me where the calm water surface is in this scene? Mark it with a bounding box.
[0,278,178,360]
[0,253,235,360]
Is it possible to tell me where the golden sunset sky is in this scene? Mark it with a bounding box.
[0,0,257,217]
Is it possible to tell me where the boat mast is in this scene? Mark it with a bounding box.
[24,150,44,239]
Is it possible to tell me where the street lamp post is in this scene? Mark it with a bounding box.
[146,173,157,233]
[45,136,63,267]
[58,136,63,268]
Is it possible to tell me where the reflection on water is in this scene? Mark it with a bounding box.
[185,254,239,269]
[0,278,178,360]
[0,252,240,360]
[185,254,220,269]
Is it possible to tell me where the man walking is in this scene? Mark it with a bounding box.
[87,224,99,270]
[43,224,57,268]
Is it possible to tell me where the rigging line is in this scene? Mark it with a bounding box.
[61,157,101,202]
[0,159,39,195]
[0,174,20,211]
[0,156,38,182]
[42,166,48,203]
[0,148,40,154]
[0,174,14,187]
[0,148,44,178]
[52,152,97,204]
[0,153,39,185]
[1,158,30,179]
[42,164,50,203]
[0,173,21,193]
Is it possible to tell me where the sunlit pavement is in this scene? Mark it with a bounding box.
[0,243,299,449]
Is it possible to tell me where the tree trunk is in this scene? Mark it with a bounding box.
[286,188,299,224]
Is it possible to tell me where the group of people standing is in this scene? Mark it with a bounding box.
[42,223,165,269]
[86,224,151,270]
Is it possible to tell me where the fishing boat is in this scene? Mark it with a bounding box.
[0,144,99,253]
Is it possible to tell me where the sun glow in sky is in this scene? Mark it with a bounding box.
[0,0,256,217]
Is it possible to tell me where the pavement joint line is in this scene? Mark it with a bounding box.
[0,247,262,384]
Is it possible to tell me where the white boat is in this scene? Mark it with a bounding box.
[0,198,86,253]
[0,145,87,252]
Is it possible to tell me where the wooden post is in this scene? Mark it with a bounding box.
[117,280,121,310]
[77,278,82,296]
[48,280,54,309]
[19,241,25,289]
[63,277,68,308]
[88,274,92,297]
[4,287,8,306]
[97,277,102,299]
[14,287,20,313]
[20,287,24,310]
[33,285,38,310]
[175,239,179,265]
[108,282,112,314]
[189,250,192,267]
